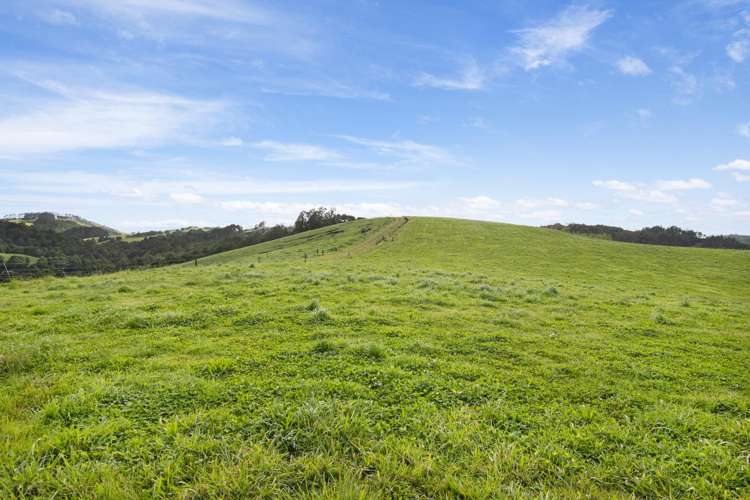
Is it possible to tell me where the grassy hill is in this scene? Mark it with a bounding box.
[1,217,749,498]
[1,212,120,236]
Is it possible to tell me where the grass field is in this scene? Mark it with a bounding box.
[1,217,749,498]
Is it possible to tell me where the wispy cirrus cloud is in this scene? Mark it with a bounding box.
[727,39,749,62]
[0,74,223,157]
[415,61,486,91]
[37,9,77,26]
[510,4,613,70]
[62,0,318,58]
[338,136,452,165]
[616,56,652,76]
[0,169,418,199]
[69,0,273,25]
[251,141,342,162]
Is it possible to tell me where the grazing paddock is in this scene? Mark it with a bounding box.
[1,217,749,498]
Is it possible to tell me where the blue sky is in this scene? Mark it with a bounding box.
[1,0,749,234]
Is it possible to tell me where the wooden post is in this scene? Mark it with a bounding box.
[2,261,11,282]
[194,258,198,267]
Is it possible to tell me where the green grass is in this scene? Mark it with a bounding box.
[1,217,749,498]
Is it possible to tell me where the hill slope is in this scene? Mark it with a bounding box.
[1,217,749,498]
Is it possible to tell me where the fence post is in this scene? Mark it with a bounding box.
[2,261,11,282]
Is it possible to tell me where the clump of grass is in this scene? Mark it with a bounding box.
[195,358,237,378]
[306,299,331,322]
[310,307,331,323]
[544,286,559,296]
[124,315,150,329]
[680,298,691,307]
[651,310,671,325]
[311,340,338,354]
[352,343,386,361]
[117,285,133,293]
[417,278,437,289]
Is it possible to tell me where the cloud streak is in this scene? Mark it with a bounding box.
[0,77,223,156]
[415,61,486,91]
[510,5,612,70]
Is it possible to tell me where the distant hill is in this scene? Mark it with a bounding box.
[729,234,750,245]
[546,223,749,250]
[1,212,120,237]
[0,207,356,278]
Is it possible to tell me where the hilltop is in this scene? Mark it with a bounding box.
[1,212,120,237]
[1,217,749,498]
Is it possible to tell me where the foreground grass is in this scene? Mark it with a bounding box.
[1,217,749,498]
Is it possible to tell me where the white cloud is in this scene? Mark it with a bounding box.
[738,122,750,139]
[1,169,418,200]
[670,66,701,105]
[711,194,742,211]
[220,137,244,147]
[517,197,570,209]
[593,180,678,204]
[713,159,750,171]
[252,141,342,161]
[617,56,652,76]
[727,40,749,62]
[338,136,452,164]
[169,192,205,204]
[629,209,644,216]
[71,0,273,24]
[519,210,562,221]
[593,180,636,192]
[510,5,612,70]
[463,117,489,130]
[0,79,222,156]
[460,196,501,210]
[65,0,317,59]
[714,159,750,181]
[38,9,77,25]
[656,178,712,190]
[415,62,486,91]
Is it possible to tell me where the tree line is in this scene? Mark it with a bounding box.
[545,223,749,250]
[0,207,357,280]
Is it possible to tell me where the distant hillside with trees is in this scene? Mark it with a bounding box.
[0,207,356,279]
[546,223,749,250]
